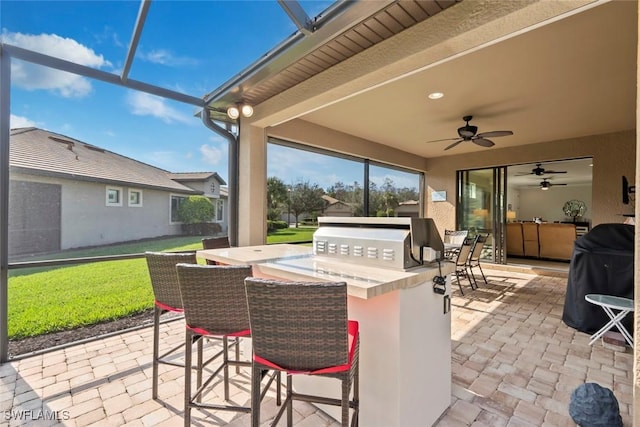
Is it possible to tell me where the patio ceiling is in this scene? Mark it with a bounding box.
[208,0,637,162]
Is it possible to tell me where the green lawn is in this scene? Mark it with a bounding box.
[8,236,204,339]
[266,226,316,244]
[9,229,315,341]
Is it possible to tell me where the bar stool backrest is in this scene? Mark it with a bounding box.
[244,278,349,372]
[176,263,252,335]
[145,251,197,311]
[202,237,231,265]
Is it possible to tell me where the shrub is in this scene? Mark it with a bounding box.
[267,220,289,232]
[177,196,217,236]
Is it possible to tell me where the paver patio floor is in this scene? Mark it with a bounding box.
[0,267,633,426]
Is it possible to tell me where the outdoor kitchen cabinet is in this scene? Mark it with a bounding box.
[199,222,454,427]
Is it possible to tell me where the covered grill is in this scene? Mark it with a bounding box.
[313,217,444,270]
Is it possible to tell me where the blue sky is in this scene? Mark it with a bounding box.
[1,0,418,191]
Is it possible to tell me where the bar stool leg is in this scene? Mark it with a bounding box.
[184,329,193,427]
[152,306,161,400]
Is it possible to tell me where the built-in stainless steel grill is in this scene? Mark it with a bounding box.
[313,217,444,270]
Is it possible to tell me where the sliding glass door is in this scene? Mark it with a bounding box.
[457,167,507,264]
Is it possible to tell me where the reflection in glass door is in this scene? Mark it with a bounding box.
[457,167,507,264]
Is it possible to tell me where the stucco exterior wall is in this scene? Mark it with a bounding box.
[11,173,185,251]
[425,130,635,235]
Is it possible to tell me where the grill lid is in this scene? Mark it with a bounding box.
[313,217,443,270]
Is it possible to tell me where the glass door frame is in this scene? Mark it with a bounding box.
[456,166,507,264]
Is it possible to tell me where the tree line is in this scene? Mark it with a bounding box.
[267,176,419,227]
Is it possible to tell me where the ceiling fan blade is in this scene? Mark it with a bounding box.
[554,183,568,186]
[426,137,460,143]
[472,138,495,148]
[477,130,513,138]
[545,170,567,174]
[444,139,464,150]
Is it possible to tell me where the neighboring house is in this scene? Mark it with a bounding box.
[321,195,354,217]
[168,172,228,230]
[9,127,227,256]
[395,200,419,218]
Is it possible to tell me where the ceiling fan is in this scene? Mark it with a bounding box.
[426,115,514,151]
[516,163,568,176]
[537,178,567,190]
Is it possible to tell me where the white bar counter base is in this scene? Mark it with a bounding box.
[198,244,454,427]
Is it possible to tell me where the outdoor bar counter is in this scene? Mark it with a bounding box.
[198,243,454,426]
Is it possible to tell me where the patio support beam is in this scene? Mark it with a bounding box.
[121,0,152,83]
[277,1,313,35]
[0,48,10,363]
[1,43,204,108]
[237,123,267,246]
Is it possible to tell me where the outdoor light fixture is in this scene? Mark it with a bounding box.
[241,104,254,117]
[226,106,240,120]
[226,103,254,120]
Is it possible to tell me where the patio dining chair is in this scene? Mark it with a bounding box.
[144,251,198,400]
[467,234,489,288]
[444,229,469,259]
[176,263,279,426]
[245,277,360,427]
[451,236,477,295]
[201,236,231,265]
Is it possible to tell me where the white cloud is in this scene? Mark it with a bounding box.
[139,49,199,67]
[200,144,226,165]
[3,31,111,98]
[126,92,194,124]
[10,114,36,128]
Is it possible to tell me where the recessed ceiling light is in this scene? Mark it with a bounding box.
[428,92,444,100]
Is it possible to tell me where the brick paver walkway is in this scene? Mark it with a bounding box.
[0,267,633,426]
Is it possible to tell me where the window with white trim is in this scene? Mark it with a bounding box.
[170,195,186,223]
[215,199,224,222]
[106,186,123,207]
[128,189,143,207]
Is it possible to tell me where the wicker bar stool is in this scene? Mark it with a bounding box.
[201,236,230,265]
[244,278,360,427]
[144,251,198,400]
[176,263,279,426]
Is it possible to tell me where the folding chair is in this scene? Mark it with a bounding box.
[467,234,488,287]
[451,236,476,295]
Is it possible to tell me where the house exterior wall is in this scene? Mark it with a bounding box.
[323,202,353,217]
[11,172,186,252]
[162,176,229,235]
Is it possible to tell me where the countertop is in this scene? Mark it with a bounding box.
[197,244,453,300]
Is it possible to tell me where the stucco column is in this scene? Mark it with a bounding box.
[237,122,267,246]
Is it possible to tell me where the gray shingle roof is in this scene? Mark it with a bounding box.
[168,172,227,185]
[10,128,200,193]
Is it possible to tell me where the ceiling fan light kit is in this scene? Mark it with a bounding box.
[426,115,514,151]
[539,177,567,190]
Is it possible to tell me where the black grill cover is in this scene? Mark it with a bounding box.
[562,223,634,334]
